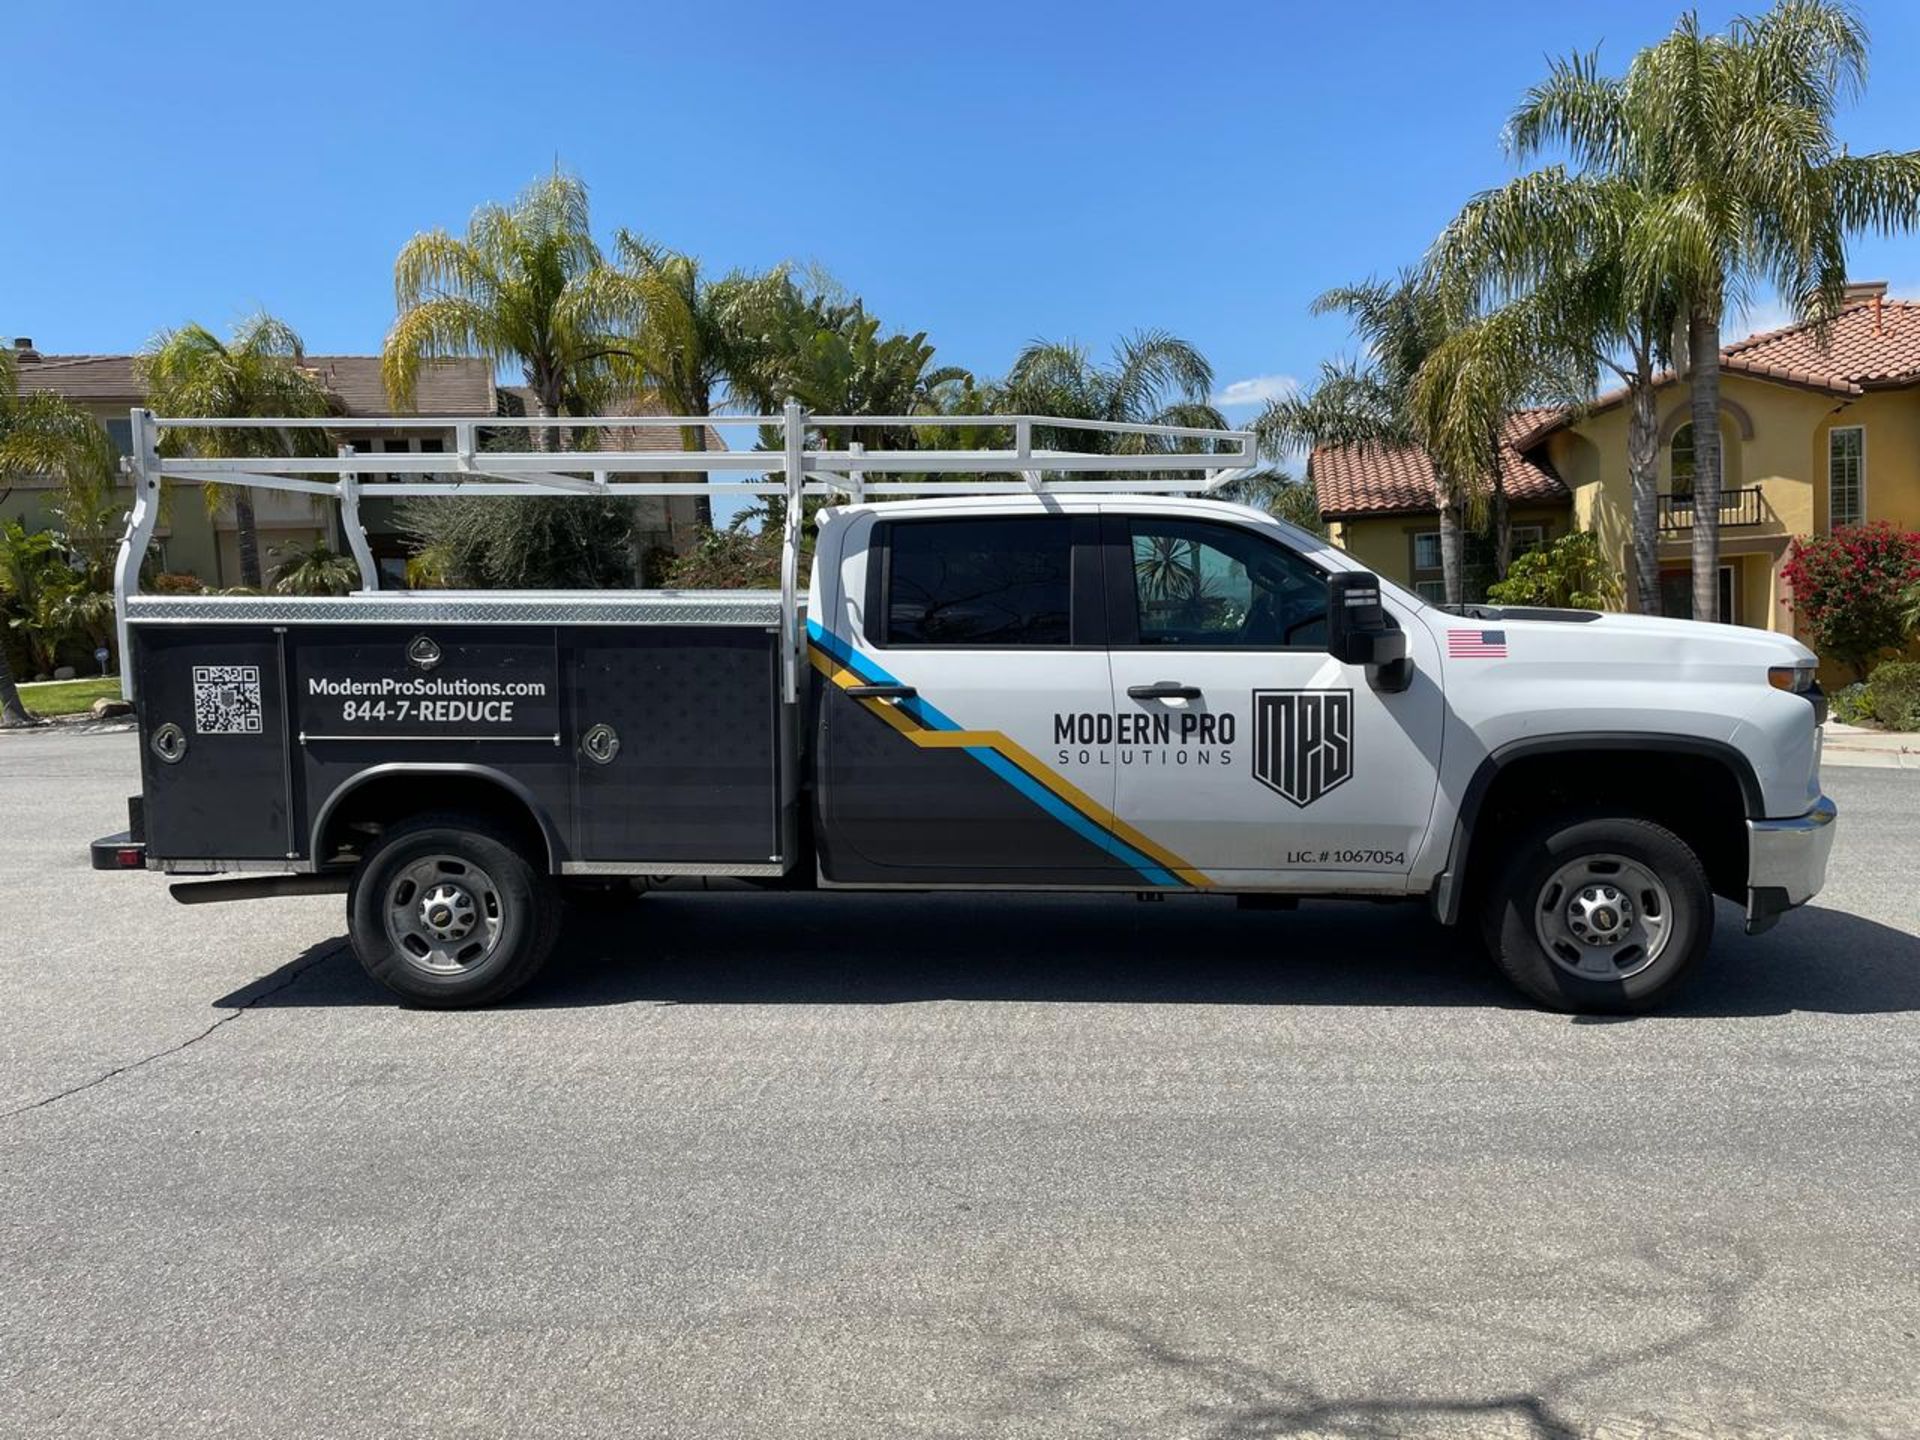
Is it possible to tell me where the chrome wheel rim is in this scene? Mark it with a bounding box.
[383,854,504,974]
[1533,852,1673,982]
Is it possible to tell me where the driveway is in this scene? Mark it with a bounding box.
[1,728,1916,1438]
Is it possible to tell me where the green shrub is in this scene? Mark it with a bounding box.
[1867,660,1920,731]
[1485,531,1624,610]
[1828,681,1874,725]
[658,527,785,589]
[396,495,635,589]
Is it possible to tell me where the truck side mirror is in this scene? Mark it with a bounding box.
[1326,571,1410,689]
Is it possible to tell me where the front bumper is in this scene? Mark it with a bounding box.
[1744,795,1837,934]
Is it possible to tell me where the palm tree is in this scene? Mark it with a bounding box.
[1001,330,1227,465]
[1426,164,1681,614]
[1510,1,1920,621]
[1217,466,1325,535]
[1257,276,1480,603]
[384,170,638,440]
[1407,284,1596,584]
[721,285,973,539]
[138,315,338,589]
[0,343,118,725]
[778,305,971,448]
[722,279,972,438]
[608,232,795,530]
[270,540,360,596]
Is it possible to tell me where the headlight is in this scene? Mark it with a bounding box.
[1768,663,1816,694]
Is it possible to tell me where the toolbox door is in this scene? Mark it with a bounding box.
[567,628,783,865]
[134,628,292,861]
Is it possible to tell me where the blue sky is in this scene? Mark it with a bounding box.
[7,0,1920,441]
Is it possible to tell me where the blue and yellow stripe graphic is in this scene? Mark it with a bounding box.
[807,620,1211,889]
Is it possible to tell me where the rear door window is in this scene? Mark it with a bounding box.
[883,517,1075,646]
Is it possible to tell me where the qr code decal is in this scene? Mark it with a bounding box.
[192,664,264,735]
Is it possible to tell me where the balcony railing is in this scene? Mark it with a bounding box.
[1658,486,1766,532]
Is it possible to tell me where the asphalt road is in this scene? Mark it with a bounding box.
[2,728,1916,1439]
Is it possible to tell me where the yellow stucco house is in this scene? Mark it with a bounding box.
[1316,281,1920,640]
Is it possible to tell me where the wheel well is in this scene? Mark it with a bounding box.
[313,771,554,872]
[1457,748,1750,908]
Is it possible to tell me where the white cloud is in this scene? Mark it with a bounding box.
[1212,373,1298,410]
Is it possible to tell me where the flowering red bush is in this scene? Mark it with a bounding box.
[1781,522,1920,679]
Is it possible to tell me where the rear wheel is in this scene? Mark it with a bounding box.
[1481,815,1714,1013]
[349,813,560,1008]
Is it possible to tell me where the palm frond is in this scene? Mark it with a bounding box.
[1506,47,1628,169]
[1826,149,1920,235]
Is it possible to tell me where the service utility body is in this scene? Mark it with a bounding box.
[91,404,1837,1012]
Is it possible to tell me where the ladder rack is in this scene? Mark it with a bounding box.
[115,401,1260,701]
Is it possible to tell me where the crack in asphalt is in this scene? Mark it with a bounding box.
[0,942,346,1123]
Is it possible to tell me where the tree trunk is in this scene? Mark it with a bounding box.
[0,640,40,727]
[1491,477,1512,580]
[234,492,264,591]
[1438,496,1465,608]
[1688,303,1723,623]
[684,394,715,536]
[531,370,562,453]
[1627,366,1661,616]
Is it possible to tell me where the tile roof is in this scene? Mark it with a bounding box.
[1718,296,1920,393]
[1313,408,1568,519]
[10,353,141,400]
[498,387,728,452]
[305,355,495,416]
[1580,293,1920,414]
[11,351,496,416]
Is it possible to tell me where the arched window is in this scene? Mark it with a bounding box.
[1670,423,1696,497]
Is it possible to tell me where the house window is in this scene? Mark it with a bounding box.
[1829,426,1864,529]
[1410,525,1548,603]
[1670,424,1695,498]
[1508,525,1547,558]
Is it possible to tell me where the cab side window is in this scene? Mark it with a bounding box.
[884,516,1075,646]
[1124,517,1327,649]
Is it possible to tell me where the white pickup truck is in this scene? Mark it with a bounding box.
[92,407,1836,1013]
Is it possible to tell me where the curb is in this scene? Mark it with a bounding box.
[1820,722,1920,769]
[1823,745,1920,769]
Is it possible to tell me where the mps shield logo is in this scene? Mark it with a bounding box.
[1252,689,1354,807]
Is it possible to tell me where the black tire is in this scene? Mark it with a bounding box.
[1481,815,1714,1014]
[348,812,560,1008]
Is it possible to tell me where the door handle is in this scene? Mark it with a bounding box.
[1127,682,1202,701]
[846,683,917,700]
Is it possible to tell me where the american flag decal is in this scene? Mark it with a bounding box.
[1448,629,1508,658]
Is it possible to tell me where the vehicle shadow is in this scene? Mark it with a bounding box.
[215,890,1920,1018]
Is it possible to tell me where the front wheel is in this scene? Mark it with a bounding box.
[349,813,560,1008]
[1481,816,1714,1013]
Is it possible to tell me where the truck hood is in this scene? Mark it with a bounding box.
[1419,606,1816,670]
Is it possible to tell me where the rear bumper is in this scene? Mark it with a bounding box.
[1744,795,1837,934]
[91,832,147,871]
